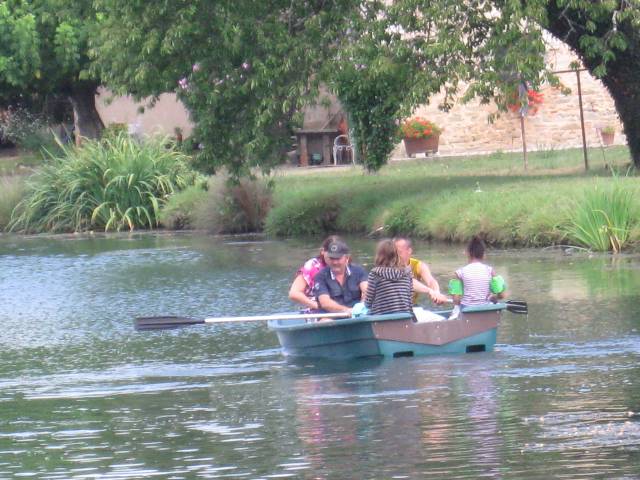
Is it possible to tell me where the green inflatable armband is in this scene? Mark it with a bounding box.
[490,275,506,294]
[448,279,463,296]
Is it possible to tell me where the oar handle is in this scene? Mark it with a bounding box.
[204,312,351,324]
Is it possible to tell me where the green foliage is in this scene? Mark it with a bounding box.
[92,0,640,173]
[158,184,208,230]
[102,123,128,141]
[265,190,342,237]
[195,176,273,234]
[9,134,203,233]
[0,0,102,137]
[332,53,416,172]
[94,0,358,178]
[565,182,636,253]
[380,203,419,237]
[0,175,25,230]
[0,106,57,153]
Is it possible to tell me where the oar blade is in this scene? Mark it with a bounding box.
[505,300,528,315]
[134,316,204,331]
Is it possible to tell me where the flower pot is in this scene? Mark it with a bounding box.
[403,135,439,157]
[601,131,615,146]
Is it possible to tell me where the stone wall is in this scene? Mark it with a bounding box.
[95,88,193,138]
[393,37,625,159]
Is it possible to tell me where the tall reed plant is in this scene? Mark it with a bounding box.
[565,182,636,253]
[10,134,204,233]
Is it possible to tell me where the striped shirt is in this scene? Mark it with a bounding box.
[455,262,495,306]
[365,267,413,315]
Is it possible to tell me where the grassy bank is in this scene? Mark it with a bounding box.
[266,146,639,249]
[2,143,638,251]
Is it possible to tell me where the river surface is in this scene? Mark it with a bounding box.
[0,233,639,479]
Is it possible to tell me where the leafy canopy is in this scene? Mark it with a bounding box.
[0,0,98,96]
[93,0,640,175]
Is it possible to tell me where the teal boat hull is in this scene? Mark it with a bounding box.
[268,303,505,360]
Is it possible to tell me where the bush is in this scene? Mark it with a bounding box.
[0,176,25,230]
[159,185,208,230]
[194,176,273,234]
[9,133,204,233]
[265,189,342,237]
[0,107,58,154]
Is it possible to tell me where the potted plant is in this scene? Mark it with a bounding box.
[601,125,615,146]
[399,117,442,157]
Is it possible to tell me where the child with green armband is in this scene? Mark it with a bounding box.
[448,236,505,318]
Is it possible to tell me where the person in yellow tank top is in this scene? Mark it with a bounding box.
[395,237,448,305]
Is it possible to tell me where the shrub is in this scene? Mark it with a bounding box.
[9,133,204,233]
[0,107,57,154]
[265,189,342,237]
[564,182,636,253]
[0,176,25,230]
[195,176,273,234]
[159,184,208,230]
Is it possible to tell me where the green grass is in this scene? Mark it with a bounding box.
[267,146,640,250]
[0,176,25,230]
[0,151,45,176]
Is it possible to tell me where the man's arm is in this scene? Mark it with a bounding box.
[418,261,440,292]
[318,294,352,313]
[418,262,449,304]
[359,280,368,299]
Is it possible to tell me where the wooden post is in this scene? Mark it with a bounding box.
[520,114,528,171]
[299,134,309,167]
[576,69,589,171]
[322,133,331,165]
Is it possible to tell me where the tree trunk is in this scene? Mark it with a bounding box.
[545,1,640,167]
[68,82,104,144]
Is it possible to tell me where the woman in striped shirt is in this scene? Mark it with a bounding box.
[451,236,505,307]
[365,239,413,315]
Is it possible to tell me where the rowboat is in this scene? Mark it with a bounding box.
[267,303,506,360]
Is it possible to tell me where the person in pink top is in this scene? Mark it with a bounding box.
[288,235,341,311]
[450,236,506,308]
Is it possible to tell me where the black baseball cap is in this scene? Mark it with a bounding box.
[326,240,350,258]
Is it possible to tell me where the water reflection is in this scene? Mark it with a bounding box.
[1,234,640,478]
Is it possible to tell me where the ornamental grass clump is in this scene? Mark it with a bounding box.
[10,133,204,233]
[565,182,636,253]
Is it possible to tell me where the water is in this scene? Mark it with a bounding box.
[1,233,639,479]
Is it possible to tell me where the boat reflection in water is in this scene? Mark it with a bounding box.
[284,352,504,478]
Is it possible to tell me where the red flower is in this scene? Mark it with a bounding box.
[399,117,442,139]
[508,89,544,115]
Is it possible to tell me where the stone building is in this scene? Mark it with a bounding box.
[96,37,625,161]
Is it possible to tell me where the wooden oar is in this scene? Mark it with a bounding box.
[444,298,528,315]
[505,300,528,314]
[134,312,352,331]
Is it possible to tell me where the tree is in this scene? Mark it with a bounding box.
[543,0,640,167]
[94,0,362,178]
[93,0,640,175]
[0,0,103,140]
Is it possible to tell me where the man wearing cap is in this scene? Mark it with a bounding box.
[312,240,368,313]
